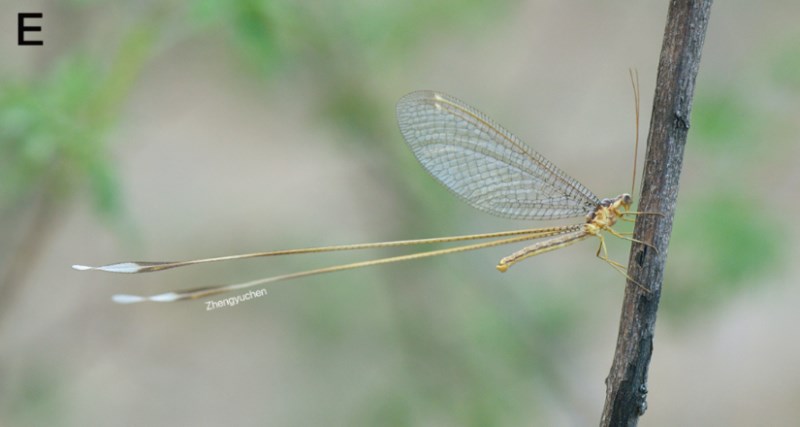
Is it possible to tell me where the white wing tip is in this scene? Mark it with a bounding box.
[73,262,141,273]
[149,292,181,302]
[112,292,182,304]
[112,294,146,304]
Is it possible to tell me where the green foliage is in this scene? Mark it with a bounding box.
[662,50,794,319]
[0,23,156,219]
[692,91,759,151]
[191,0,295,76]
[663,192,784,316]
[1,60,99,206]
[190,0,510,76]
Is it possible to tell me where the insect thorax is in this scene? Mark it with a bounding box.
[586,193,632,229]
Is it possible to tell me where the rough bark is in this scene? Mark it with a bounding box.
[599,1,713,426]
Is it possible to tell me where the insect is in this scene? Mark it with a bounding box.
[74,72,652,303]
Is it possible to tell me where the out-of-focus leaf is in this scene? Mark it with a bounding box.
[663,192,784,317]
[692,91,759,151]
[0,21,156,219]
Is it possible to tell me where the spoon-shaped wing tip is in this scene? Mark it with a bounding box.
[112,294,146,304]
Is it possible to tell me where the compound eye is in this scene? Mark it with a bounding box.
[622,194,632,205]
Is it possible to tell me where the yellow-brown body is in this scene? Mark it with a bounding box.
[496,193,632,272]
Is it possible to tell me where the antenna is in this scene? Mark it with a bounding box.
[629,68,641,197]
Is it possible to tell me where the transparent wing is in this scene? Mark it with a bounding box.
[396,90,600,220]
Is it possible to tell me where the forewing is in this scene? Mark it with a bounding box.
[396,90,599,220]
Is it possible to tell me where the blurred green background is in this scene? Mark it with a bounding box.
[1,1,799,426]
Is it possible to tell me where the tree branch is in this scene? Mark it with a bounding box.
[600,1,713,425]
